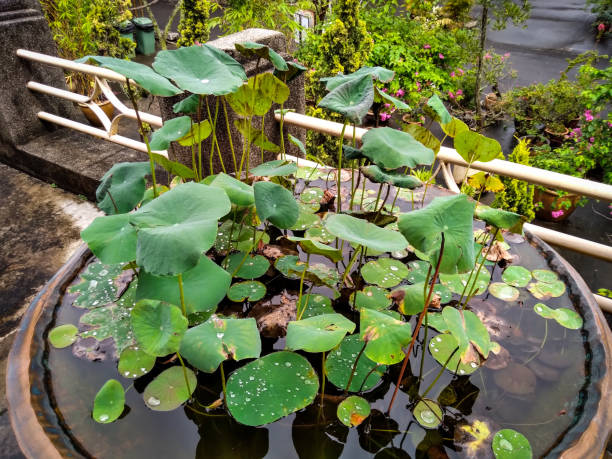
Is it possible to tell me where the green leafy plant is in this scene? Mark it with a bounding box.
[177,0,214,47]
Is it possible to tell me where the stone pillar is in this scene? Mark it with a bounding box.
[0,0,78,150]
[158,28,306,175]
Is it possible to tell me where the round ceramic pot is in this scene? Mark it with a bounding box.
[534,187,581,222]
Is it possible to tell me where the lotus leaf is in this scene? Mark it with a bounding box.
[533,303,583,329]
[298,294,334,318]
[69,261,124,308]
[305,224,335,244]
[406,260,431,283]
[235,41,288,71]
[153,45,246,95]
[429,334,478,375]
[209,173,254,206]
[227,73,289,116]
[398,194,476,273]
[454,130,502,163]
[474,205,522,231]
[233,119,280,152]
[350,286,391,311]
[172,94,199,114]
[250,159,297,177]
[148,116,192,150]
[320,66,394,90]
[528,280,566,299]
[287,236,343,263]
[318,74,374,124]
[274,61,307,83]
[442,306,491,361]
[361,165,422,189]
[118,347,156,379]
[96,162,151,215]
[426,94,451,124]
[501,266,531,288]
[403,124,441,154]
[81,214,137,265]
[532,269,558,283]
[439,270,491,295]
[413,399,443,429]
[343,144,365,161]
[93,379,124,424]
[392,282,451,315]
[360,308,412,365]
[177,120,212,146]
[226,351,319,426]
[286,313,356,353]
[492,429,532,459]
[228,281,267,302]
[150,153,197,180]
[300,187,324,204]
[224,252,270,279]
[131,300,188,357]
[254,181,299,229]
[360,127,434,170]
[289,209,320,231]
[489,283,520,302]
[325,214,409,253]
[325,334,386,392]
[49,324,78,348]
[337,396,371,427]
[143,366,196,411]
[426,313,449,333]
[296,165,327,181]
[376,88,410,110]
[361,258,408,288]
[440,117,469,138]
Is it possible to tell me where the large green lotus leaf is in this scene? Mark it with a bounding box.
[474,205,522,231]
[235,41,288,71]
[287,236,343,263]
[277,257,340,287]
[361,258,408,288]
[439,270,490,295]
[361,165,422,189]
[93,379,125,424]
[442,306,491,361]
[143,366,196,411]
[376,88,410,110]
[82,56,182,96]
[254,181,299,229]
[118,347,156,379]
[209,173,254,206]
[81,214,137,265]
[350,286,391,311]
[321,66,394,90]
[153,45,246,95]
[250,159,297,177]
[130,182,231,275]
[172,93,199,114]
[337,395,371,427]
[454,130,501,163]
[224,252,270,279]
[492,429,532,459]
[325,334,386,392]
[406,260,431,284]
[305,223,335,244]
[226,73,289,116]
[177,120,212,146]
[403,124,441,154]
[286,313,356,353]
[96,162,150,215]
[274,60,307,83]
[501,266,531,288]
[69,261,124,308]
[428,334,478,375]
[131,300,188,357]
[426,312,449,333]
[49,324,78,348]
[298,294,334,318]
[180,316,261,372]
[148,116,192,150]
[226,351,319,426]
[79,299,135,355]
[343,144,365,161]
[299,187,324,205]
[227,280,266,302]
[360,308,412,365]
[440,117,469,138]
[318,74,374,124]
[136,255,231,315]
[151,153,197,180]
[413,399,443,429]
[325,214,408,253]
[398,194,475,273]
[426,94,452,125]
[360,127,434,170]
[289,209,320,231]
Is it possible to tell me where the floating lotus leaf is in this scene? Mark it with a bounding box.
[177,120,212,147]
[426,94,451,124]
[274,256,340,287]
[528,280,566,299]
[235,41,288,71]
[492,429,532,459]
[96,162,150,215]
[287,237,343,263]
[426,313,448,333]
[228,281,267,302]
[361,127,434,171]
[440,117,469,138]
[274,255,301,280]
[69,261,124,308]
[376,88,410,110]
[361,258,408,288]
[300,187,324,204]
[325,214,409,253]
[337,396,371,427]
[226,351,319,426]
[350,286,391,311]
[153,45,246,95]
[439,270,491,295]
[501,266,531,288]
[392,282,451,315]
[305,224,335,244]
[474,205,522,231]
[131,300,188,357]
[83,56,181,96]
[81,214,137,265]
[413,399,443,429]
[180,316,261,372]
[429,334,478,375]
[286,313,356,353]
[130,182,231,275]
[295,165,327,180]
[325,334,386,392]
[93,379,124,424]
[208,173,254,207]
[118,347,156,379]
[318,74,374,124]
[398,194,476,274]
[488,282,520,302]
[254,181,299,229]
[148,116,192,150]
[442,306,491,360]
[403,124,441,154]
[172,94,199,114]
[274,61,307,83]
[224,252,270,279]
[234,229,270,253]
[136,255,231,315]
[49,324,78,348]
[289,209,320,231]
[533,302,556,319]
[533,303,582,329]
[454,130,502,163]
[298,294,334,318]
[321,66,394,90]
[361,308,412,365]
[250,159,297,177]
[143,366,196,411]
[406,260,431,283]
[532,269,558,283]
[360,165,422,189]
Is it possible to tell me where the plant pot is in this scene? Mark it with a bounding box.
[544,126,569,147]
[78,100,115,128]
[533,187,581,221]
[7,183,612,458]
[520,134,550,149]
[484,92,500,111]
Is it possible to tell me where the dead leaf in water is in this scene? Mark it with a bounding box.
[248,290,297,338]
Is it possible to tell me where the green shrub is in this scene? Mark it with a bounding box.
[177,0,213,47]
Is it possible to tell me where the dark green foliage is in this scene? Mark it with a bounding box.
[177,0,213,47]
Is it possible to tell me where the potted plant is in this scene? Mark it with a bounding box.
[7,51,612,459]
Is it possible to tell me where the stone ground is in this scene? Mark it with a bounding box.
[0,0,610,456]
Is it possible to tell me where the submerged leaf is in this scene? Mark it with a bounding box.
[228,280,267,302]
[413,399,443,429]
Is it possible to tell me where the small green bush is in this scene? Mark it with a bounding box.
[177,0,213,47]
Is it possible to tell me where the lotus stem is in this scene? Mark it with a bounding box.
[523,319,548,365]
[418,313,429,384]
[176,352,193,401]
[221,97,238,176]
[390,187,401,211]
[373,182,384,213]
[349,123,356,210]
[387,234,445,415]
[220,361,228,404]
[106,190,119,213]
[206,97,226,174]
[337,121,348,212]
[177,273,187,317]
[197,95,204,180]
[320,352,326,405]
[373,184,392,224]
[458,230,492,304]
[358,364,381,393]
[345,341,367,393]
[260,114,265,164]
[279,103,286,160]
[460,227,499,309]
[296,253,311,320]
[420,347,458,400]
[342,246,362,286]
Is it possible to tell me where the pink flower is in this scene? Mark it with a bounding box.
[484,53,492,60]
[608,122,612,128]
[504,52,511,58]
[456,89,463,96]
[448,91,455,99]
[415,72,419,76]
[551,210,565,219]
[590,137,595,143]
[457,68,464,75]
[384,103,391,108]
[382,88,388,92]
[439,53,444,59]
[584,110,594,122]
[396,88,405,97]
[416,81,421,91]
[380,112,391,122]
[450,71,456,78]
[598,23,606,31]
[424,44,431,49]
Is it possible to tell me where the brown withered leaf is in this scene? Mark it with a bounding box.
[483,241,512,262]
[430,293,441,309]
[321,189,336,206]
[114,269,134,298]
[483,344,510,370]
[248,290,297,338]
[260,243,298,260]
